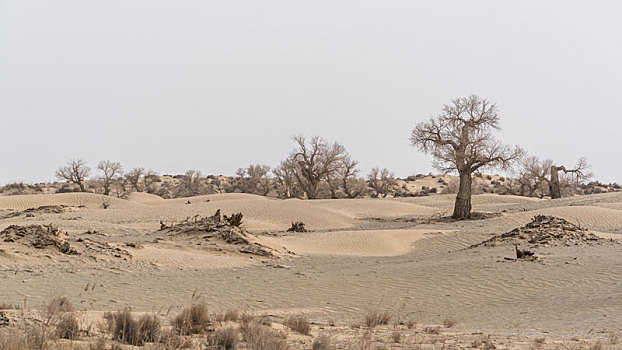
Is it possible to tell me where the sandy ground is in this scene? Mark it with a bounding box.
[1,192,621,346]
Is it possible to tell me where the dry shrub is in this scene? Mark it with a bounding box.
[390,331,402,343]
[241,322,287,350]
[482,336,496,350]
[283,314,311,335]
[312,334,334,350]
[0,328,30,350]
[364,310,391,328]
[89,337,108,350]
[423,326,440,334]
[113,308,140,345]
[224,309,239,322]
[172,302,211,335]
[138,314,161,343]
[405,320,415,330]
[443,317,457,328]
[590,341,604,350]
[159,329,194,349]
[46,296,74,317]
[531,337,545,349]
[208,326,239,350]
[101,311,115,334]
[56,312,80,340]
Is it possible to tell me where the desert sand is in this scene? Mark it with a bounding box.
[1,192,621,348]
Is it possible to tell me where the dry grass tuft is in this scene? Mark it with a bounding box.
[113,308,141,345]
[590,341,604,350]
[423,326,440,334]
[241,322,287,350]
[138,314,161,343]
[46,296,74,317]
[208,326,239,350]
[0,328,30,350]
[531,337,545,349]
[443,317,457,328]
[312,334,334,350]
[390,331,402,343]
[172,302,211,335]
[224,309,239,323]
[364,310,391,328]
[56,312,80,340]
[283,314,311,335]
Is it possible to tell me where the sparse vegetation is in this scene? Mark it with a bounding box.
[208,326,239,350]
[283,314,311,335]
[241,322,287,350]
[364,309,391,328]
[312,334,334,350]
[172,301,211,335]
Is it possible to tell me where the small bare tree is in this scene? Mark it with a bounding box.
[97,160,123,196]
[178,169,204,196]
[235,164,271,195]
[410,95,523,219]
[273,160,300,198]
[55,158,91,192]
[367,167,396,198]
[143,170,159,194]
[125,167,145,192]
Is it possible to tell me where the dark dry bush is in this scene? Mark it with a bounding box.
[113,308,141,345]
[312,334,334,350]
[364,310,391,328]
[56,313,80,340]
[241,322,287,350]
[283,314,311,335]
[208,326,239,350]
[172,302,211,335]
[138,314,161,343]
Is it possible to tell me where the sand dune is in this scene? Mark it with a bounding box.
[259,229,449,256]
[308,198,441,218]
[0,193,143,210]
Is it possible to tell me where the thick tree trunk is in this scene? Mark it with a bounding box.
[78,181,86,192]
[305,180,318,199]
[452,171,472,219]
[549,166,561,199]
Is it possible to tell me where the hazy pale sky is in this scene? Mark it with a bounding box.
[1,0,620,184]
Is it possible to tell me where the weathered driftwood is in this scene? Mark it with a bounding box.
[286,221,308,233]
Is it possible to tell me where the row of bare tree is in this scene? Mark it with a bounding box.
[54,95,595,219]
[55,160,159,197]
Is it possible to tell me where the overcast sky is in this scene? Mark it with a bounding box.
[1,0,620,184]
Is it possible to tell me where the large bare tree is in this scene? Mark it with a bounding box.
[519,156,591,199]
[235,164,272,195]
[97,160,123,196]
[367,167,396,198]
[287,135,348,199]
[549,157,592,199]
[411,95,524,219]
[55,158,91,192]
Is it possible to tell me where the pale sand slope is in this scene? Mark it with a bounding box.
[0,193,356,233]
[0,192,143,210]
[258,229,449,256]
[307,198,441,219]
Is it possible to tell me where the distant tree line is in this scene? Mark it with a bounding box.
[4,94,604,221]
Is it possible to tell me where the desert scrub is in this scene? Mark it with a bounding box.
[364,309,391,328]
[208,326,239,350]
[172,301,211,335]
[283,314,311,335]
